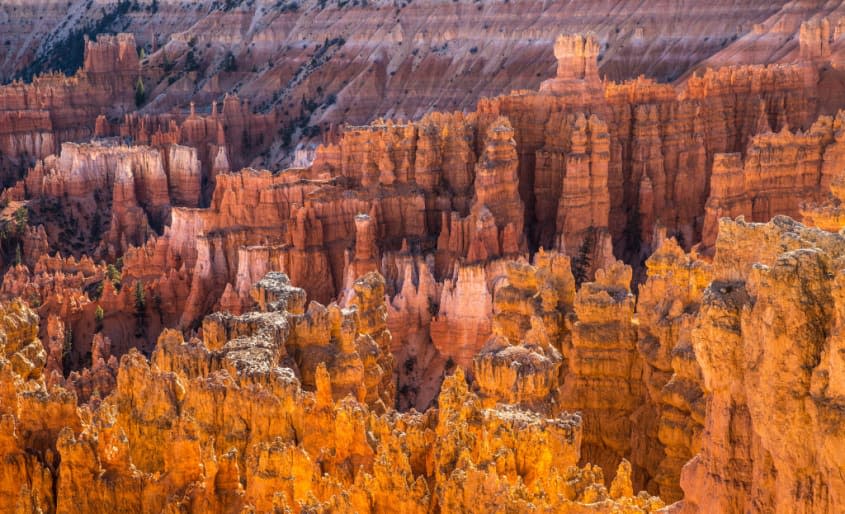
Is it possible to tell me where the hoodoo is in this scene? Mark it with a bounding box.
[2,1,845,512]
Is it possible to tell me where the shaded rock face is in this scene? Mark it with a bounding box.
[562,261,647,487]
[634,234,711,502]
[0,0,791,171]
[0,34,138,185]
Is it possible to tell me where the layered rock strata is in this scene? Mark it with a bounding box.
[21,141,202,259]
[4,12,845,514]
[0,34,138,184]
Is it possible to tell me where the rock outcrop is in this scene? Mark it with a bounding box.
[430,265,492,369]
[0,299,78,514]
[17,141,215,264]
[0,34,138,184]
[671,216,845,513]
[635,234,711,501]
[98,95,280,203]
[561,261,648,487]
[539,34,604,103]
[702,117,834,248]
[0,273,665,513]
[802,111,845,231]
[13,33,832,354]
[7,5,845,512]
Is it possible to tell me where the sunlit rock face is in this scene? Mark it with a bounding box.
[0,275,668,513]
[671,216,845,514]
[7,1,845,512]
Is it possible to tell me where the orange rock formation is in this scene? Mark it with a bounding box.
[675,216,845,513]
[0,274,666,513]
[4,4,845,512]
[0,34,139,184]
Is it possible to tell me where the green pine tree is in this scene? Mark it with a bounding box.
[62,327,73,373]
[95,305,104,332]
[106,264,122,290]
[134,281,147,338]
[134,281,146,312]
[134,77,146,107]
[572,227,596,287]
[13,206,27,234]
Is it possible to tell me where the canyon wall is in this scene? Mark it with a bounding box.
[674,216,845,513]
[2,0,797,171]
[5,30,837,418]
[0,34,139,184]
[3,4,845,512]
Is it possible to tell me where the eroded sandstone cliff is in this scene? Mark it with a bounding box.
[0,34,139,185]
[3,2,845,512]
[646,216,845,513]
